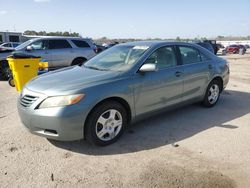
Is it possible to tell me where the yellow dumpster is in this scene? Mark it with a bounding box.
[7,53,41,92]
[39,62,49,71]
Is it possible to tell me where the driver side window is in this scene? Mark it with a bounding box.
[30,40,48,50]
[145,46,177,69]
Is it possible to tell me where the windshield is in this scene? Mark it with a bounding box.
[15,39,36,50]
[84,45,149,71]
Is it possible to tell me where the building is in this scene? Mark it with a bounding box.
[0,31,23,44]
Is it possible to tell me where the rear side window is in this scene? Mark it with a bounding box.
[48,39,72,49]
[179,46,202,65]
[71,40,90,48]
[200,52,211,61]
[13,43,19,47]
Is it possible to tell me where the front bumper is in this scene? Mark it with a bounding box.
[17,89,90,141]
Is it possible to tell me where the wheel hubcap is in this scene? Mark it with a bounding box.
[208,84,220,104]
[95,109,123,141]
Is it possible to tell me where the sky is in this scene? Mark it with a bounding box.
[0,0,250,39]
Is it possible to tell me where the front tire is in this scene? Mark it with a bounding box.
[71,58,87,66]
[85,101,127,146]
[203,80,221,107]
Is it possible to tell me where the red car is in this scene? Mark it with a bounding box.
[226,45,240,54]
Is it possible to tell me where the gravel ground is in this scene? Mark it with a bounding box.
[0,52,250,188]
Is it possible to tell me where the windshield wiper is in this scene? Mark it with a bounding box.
[83,65,109,71]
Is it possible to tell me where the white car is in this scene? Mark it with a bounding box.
[0,42,21,49]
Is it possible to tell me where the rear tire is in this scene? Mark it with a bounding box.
[0,61,11,80]
[85,101,127,146]
[8,77,15,87]
[203,80,221,107]
[71,58,87,66]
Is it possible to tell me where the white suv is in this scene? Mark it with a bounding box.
[15,37,96,68]
[0,37,96,79]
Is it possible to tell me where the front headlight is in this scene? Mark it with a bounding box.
[39,94,85,109]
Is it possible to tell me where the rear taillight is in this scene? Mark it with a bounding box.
[93,45,98,54]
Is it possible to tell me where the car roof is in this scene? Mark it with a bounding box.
[28,36,91,41]
[118,41,217,59]
[118,40,201,48]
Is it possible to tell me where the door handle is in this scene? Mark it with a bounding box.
[175,71,183,77]
[208,64,213,69]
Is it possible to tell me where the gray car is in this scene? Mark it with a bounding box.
[0,37,96,79]
[17,41,230,146]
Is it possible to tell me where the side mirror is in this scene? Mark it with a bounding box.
[139,64,157,72]
[26,46,33,51]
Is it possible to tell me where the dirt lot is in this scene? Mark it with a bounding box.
[0,52,250,188]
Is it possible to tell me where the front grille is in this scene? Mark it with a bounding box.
[20,95,39,107]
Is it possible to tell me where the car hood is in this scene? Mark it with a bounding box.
[0,48,15,53]
[0,49,15,60]
[26,66,121,95]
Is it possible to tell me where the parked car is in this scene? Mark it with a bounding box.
[0,48,15,79]
[104,42,119,49]
[226,45,240,54]
[18,41,229,146]
[94,44,106,53]
[195,42,214,53]
[216,43,224,49]
[238,45,246,53]
[0,42,21,49]
[203,40,218,54]
[0,37,96,80]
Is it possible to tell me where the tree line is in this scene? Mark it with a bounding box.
[23,30,81,37]
[22,31,250,43]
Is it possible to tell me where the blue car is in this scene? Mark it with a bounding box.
[18,41,230,146]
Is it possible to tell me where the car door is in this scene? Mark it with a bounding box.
[48,39,73,68]
[27,39,50,63]
[177,45,212,101]
[133,46,184,116]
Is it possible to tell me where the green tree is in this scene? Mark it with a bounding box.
[63,32,70,36]
[23,30,38,35]
[176,36,181,41]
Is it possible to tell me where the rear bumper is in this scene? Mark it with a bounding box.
[17,98,90,141]
[222,69,230,90]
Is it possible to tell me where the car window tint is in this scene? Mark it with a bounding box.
[13,43,19,47]
[71,40,90,48]
[200,52,211,61]
[48,39,72,49]
[3,43,11,47]
[30,40,48,50]
[145,46,177,69]
[179,46,202,65]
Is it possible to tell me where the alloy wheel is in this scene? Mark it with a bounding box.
[95,109,123,141]
[208,84,220,104]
